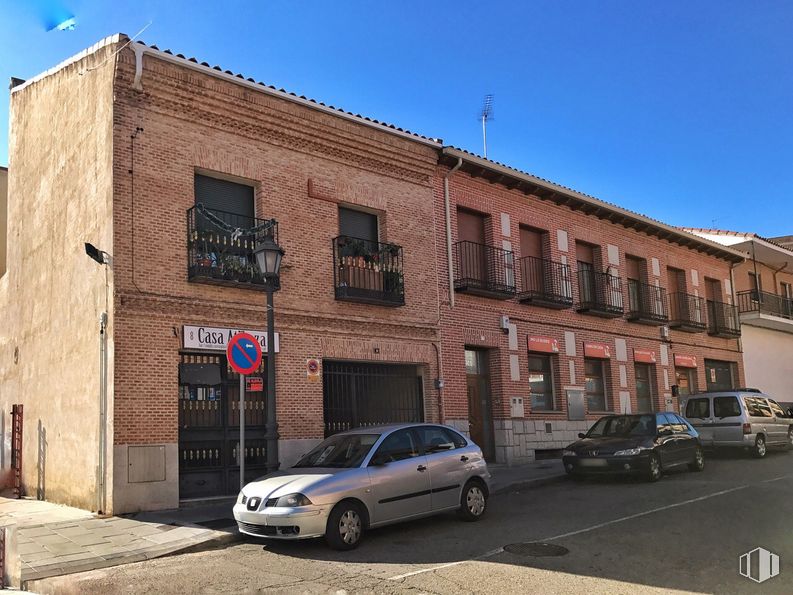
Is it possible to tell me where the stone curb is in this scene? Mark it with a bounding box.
[492,472,568,495]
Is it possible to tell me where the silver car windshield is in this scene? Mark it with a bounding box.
[293,433,380,468]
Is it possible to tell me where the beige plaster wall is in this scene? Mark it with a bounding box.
[0,167,7,277]
[742,325,793,401]
[0,40,119,509]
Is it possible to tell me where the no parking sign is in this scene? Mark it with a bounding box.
[226,332,262,375]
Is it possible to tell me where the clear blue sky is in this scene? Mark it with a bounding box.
[1,1,792,235]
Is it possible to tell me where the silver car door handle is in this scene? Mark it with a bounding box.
[417,465,427,472]
[460,455,469,462]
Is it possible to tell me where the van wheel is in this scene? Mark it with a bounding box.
[458,480,487,521]
[325,501,364,550]
[753,435,767,459]
[647,453,662,482]
[688,447,705,472]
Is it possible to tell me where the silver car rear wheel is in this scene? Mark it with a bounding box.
[458,481,487,522]
[753,435,767,458]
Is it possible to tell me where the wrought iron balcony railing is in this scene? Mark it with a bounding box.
[453,241,516,299]
[333,236,404,306]
[707,300,741,338]
[626,279,669,325]
[517,256,572,309]
[576,270,623,317]
[187,205,278,290]
[736,290,793,320]
[668,292,706,332]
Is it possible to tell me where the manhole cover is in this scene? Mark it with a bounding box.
[504,542,569,557]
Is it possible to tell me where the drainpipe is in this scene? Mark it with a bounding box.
[444,157,463,308]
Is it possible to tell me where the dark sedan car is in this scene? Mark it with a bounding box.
[562,413,704,482]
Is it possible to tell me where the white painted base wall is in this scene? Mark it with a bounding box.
[742,325,793,400]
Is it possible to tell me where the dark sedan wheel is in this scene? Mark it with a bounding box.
[325,501,364,550]
[753,435,767,459]
[458,481,487,521]
[647,452,662,482]
[688,446,705,472]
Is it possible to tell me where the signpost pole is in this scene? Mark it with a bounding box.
[239,373,245,491]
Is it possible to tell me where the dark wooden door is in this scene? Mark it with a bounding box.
[178,353,268,499]
[465,349,494,461]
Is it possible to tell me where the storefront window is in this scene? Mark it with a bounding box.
[675,368,697,396]
[585,358,608,412]
[528,354,555,411]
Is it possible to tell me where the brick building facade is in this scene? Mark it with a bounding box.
[435,149,746,464]
[0,35,749,512]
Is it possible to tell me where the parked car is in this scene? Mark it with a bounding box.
[562,413,704,482]
[233,423,491,550]
[680,391,793,457]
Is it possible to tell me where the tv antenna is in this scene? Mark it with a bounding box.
[479,94,494,158]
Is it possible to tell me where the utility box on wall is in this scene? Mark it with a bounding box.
[510,396,525,418]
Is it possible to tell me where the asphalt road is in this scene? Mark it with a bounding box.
[45,448,793,594]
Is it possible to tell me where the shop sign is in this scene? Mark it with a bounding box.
[307,358,321,382]
[246,376,264,391]
[634,349,657,364]
[674,354,698,368]
[584,342,611,359]
[183,325,280,353]
[527,336,559,353]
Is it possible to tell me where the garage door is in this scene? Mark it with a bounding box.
[323,361,424,437]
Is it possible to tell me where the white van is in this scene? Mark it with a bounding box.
[680,390,793,457]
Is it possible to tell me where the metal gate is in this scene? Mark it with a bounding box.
[178,353,268,499]
[323,361,424,437]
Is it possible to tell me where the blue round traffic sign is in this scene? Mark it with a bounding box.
[226,332,263,375]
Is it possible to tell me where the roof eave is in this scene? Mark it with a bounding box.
[441,147,745,264]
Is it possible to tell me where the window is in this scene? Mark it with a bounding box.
[714,397,741,418]
[686,398,711,419]
[370,429,420,464]
[744,397,773,418]
[655,413,672,434]
[768,400,786,418]
[586,415,655,437]
[528,355,555,411]
[585,358,608,411]
[293,433,379,469]
[195,174,254,219]
[339,207,378,243]
[416,426,466,453]
[748,272,762,301]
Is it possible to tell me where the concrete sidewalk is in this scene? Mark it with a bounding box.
[1,459,565,588]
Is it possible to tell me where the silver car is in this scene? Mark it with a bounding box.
[233,423,492,550]
[681,390,793,457]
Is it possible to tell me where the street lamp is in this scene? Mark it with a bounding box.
[253,232,285,473]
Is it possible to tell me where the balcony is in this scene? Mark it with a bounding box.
[707,300,741,338]
[333,236,404,306]
[517,256,572,309]
[626,280,669,325]
[576,270,623,318]
[668,292,706,332]
[187,205,278,290]
[736,290,793,332]
[453,241,516,299]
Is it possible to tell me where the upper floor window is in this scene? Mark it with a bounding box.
[339,207,378,243]
[195,174,254,219]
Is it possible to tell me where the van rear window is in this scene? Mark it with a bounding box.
[714,397,741,418]
[743,396,773,418]
[685,398,710,418]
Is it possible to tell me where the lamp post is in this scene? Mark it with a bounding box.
[253,231,284,473]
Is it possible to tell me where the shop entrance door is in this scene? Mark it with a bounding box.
[465,349,495,461]
[705,360,735,392]
[178,353,269,500]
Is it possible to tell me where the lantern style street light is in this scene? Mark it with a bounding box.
[253,232,285,473]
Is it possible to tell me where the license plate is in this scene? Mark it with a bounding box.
[579,458,608,467]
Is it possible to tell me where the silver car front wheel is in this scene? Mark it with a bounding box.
[325,502,365,550]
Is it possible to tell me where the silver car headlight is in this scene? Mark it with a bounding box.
[237,492,247,504]
[562,449,577,457]
[614,448,642,456]
[274,493,313,507]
